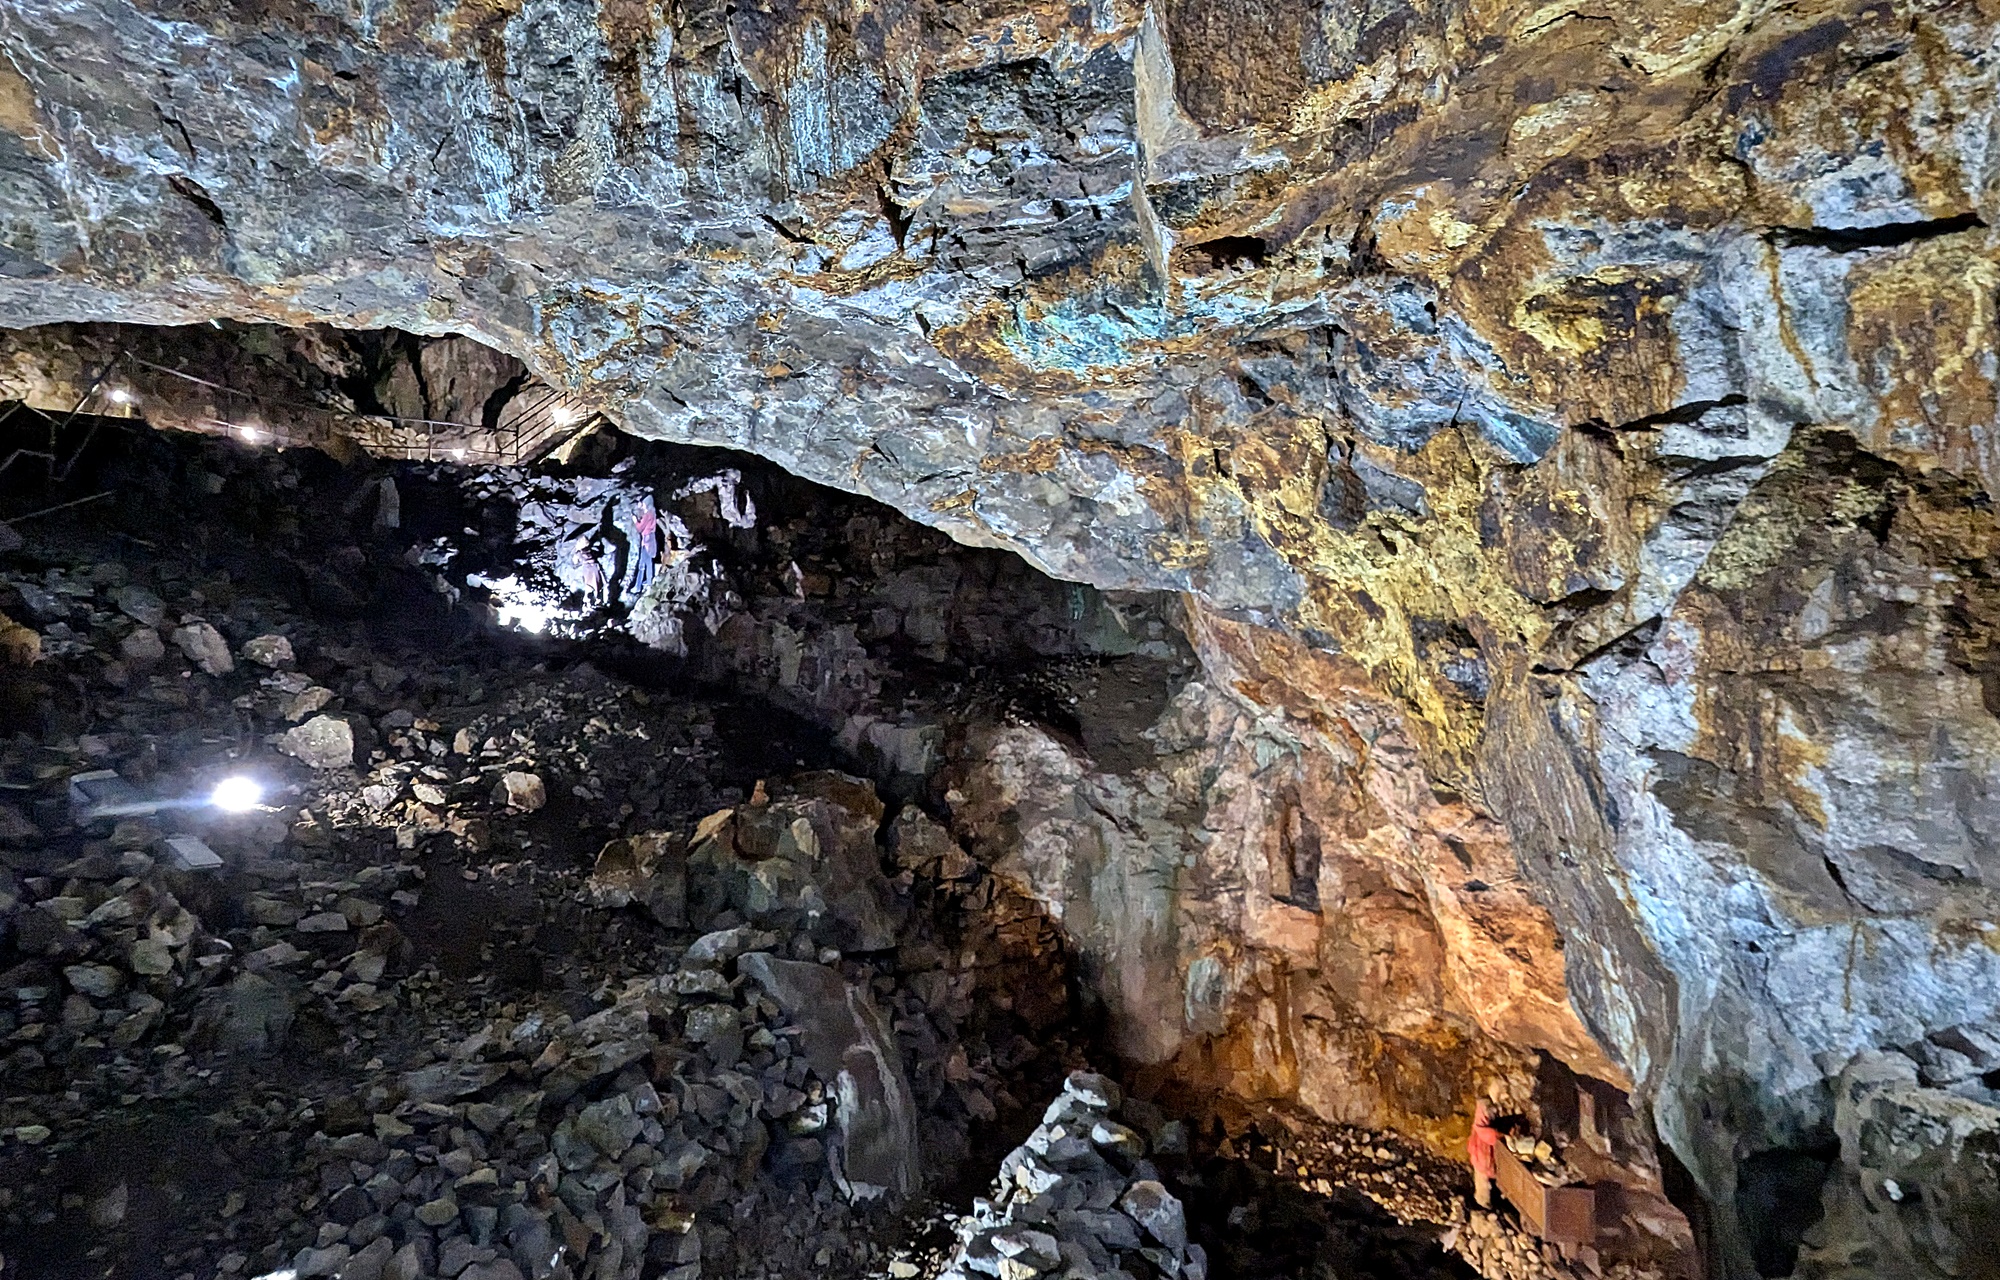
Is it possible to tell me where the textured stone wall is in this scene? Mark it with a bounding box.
[3,0,1998,1274]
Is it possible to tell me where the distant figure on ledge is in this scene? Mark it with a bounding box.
[626,492,659,600]
[570,538,607,610]
[1469,1098,1501,1209]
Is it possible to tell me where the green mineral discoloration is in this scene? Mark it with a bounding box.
[5,0,2000,1273]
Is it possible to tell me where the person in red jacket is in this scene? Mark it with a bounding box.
[1469,1098,1501,1208]
[626,493,659,599]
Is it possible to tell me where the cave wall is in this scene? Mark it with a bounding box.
[0,321,539,456]
[3,0,1999,1274]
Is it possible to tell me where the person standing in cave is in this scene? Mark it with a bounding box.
[626,492,659,600]
[570,536,607,610]
[1469,1098,1501,1209]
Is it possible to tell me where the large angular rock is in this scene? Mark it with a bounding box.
[280,715,354,770]
[172,621,234,676]
[240,633,294,667]
[583,831,686,928]
[0,612,39,666]
[112,585,163,627]
[196,972,296,1054]
[494,771,546,812]
[400,1060,508,1104]
[118,627,165,665]
[737,953,919,1202]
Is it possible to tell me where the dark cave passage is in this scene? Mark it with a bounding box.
[0,346,1498,1280]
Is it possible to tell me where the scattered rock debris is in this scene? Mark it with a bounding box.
[0,455,1083,1280]
[928,1071,1207,1280]
[0,417,1578,1280]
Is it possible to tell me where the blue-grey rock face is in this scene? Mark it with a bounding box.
[3,1,1999,1276]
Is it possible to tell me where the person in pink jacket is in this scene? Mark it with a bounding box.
[1469,1098,1501,1208]
[626,493,659,599]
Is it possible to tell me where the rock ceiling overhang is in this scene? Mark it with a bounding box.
[4,2,1999,1273]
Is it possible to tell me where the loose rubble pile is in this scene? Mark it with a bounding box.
[928,1072,1204,1280]
[1201,1115,1684,1280]
[0,419,1686,1280]
[0,435,1089,1280]
[0,632,1078,1280]
[1446,1211,1576,1280]
[1248,1120,1465,1228]
[0,689,1079,1280]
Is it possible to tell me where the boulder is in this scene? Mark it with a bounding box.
[0,612,39,666]
[338,1238,394,1280]
[494,771,545,812]
[737,952,919,1202]
[118,627,165,665]
[280,715,355,769]
[241,633,294,667]
[198,971,297,1053]
[284,686,336,722]
[583,831,686,927]
[574,1094,642,1159]
[1118,1180,1188,1250]
[171,621,234,675]
[112,584,164,626]
[401,1060,508,1103]
[63,962,123,998]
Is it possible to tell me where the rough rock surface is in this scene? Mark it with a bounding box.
[0,444,1101,1280]
[736,952,920,1204]
[931,1071,1208,1280]
[1794,1051,2000,1280]
[4,2,2000,1275]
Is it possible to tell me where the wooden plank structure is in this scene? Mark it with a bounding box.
[1495,1142,1597,1255]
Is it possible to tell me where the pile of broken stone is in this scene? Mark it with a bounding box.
[0,550,1082,1280]
[931,1071,1206,1280]
[262,914,925,1280]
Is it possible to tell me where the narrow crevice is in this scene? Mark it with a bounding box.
[1768,211,1984,252]
[1605,393,1749,433]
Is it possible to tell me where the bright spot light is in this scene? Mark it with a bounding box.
[238,424,262,444]
[475,574,557,634]
[209,775,264,812]
[501,604,552,633]
[550,403,580,427]
[452,447,467,460]
[106,387,133,405]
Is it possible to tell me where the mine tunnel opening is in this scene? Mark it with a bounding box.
[0,322,1696,1280]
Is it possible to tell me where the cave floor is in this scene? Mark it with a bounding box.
[0,505,1075,1280]
[0,419,1513,1280]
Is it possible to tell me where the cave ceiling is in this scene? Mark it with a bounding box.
[3,0,1998,1275]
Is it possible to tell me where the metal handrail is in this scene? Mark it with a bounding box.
[86,358,595,467]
